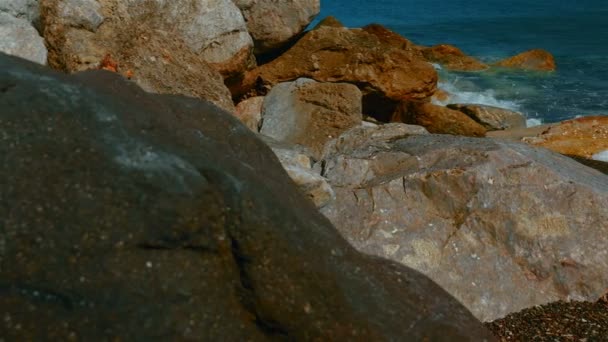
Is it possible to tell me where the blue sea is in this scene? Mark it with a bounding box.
[315,0,608,124]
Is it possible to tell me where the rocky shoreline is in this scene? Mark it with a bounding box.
[1,0,607,340]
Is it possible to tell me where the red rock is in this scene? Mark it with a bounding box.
[392,101,486,137]
[422,44,488,71]
[495,49,556,71]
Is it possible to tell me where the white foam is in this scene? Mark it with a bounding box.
[434,81,521,112]
[526,118,543,127]
[592,150,608,162]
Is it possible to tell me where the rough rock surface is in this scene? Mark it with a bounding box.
[262,137,334,208]
[320,127,608,322]
[0,12,47,64]
[0,0,39,25]
[41,0,236,112]
[0,53,494,341]
[422,44,488,71]
[239,25,437,119]
[233,0,320,54]
[524,116,608,159]
[234,96,264,131]
[362,24,423,58]
[392,101,487,137]
[495,49,556,71]
[41,0,254,78]
[260,78,363,159]
[448,104,527,131]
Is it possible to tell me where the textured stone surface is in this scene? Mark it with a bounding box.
[260,78,363,159]
[233,0,320,54]
[495,49,556,71]
[422,44,488,71]
[0,13,47,64]
[448,103,527,131]
[0,0,39,25]
[238,25,437,119]
[0,53,494,341]
[234,96,264,131]
[320,128,608,322]
[42,0,254,79]
[263,137,334,208]
[392,101,487,137]
[41,0,236,112]
[524,116,608,159]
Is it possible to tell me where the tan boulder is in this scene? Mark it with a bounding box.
[422,44,488,71]
[238,25,437,118]
[41,0,239,112]
[448,104,527,131]
[260,78,363,159]
[361,23,423,58]
[495,49,556,71]
[525,116,608,158]
[392,102,486,137]
[234,96,264,131]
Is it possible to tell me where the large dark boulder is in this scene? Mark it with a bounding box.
[0,54,493,340]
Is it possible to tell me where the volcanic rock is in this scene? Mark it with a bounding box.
[233,0,320,54]
[320,127,608,322]
[260,78,363,159]
[448,104,527,131]
[0,52,494,340]
[422,44,488,71]
[392,101,487,137]
[495,49,556,71]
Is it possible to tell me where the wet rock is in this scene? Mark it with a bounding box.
[0,0,39,26]
[321,128,608,322]
[524,116,608,159]
[41,0,236,112]
[233,0,320,54]
[447,103,527,131]
[260,78,363,159]
[234,96,264,131]
[238,25,437,119]
[41,0,254,78]
[392,101,487,137]
[0,13,47,64]
[0,53,494,341]
[495,49,556,71]
[422,44,488,71]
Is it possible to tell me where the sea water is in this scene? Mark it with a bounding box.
[315,0,608,124]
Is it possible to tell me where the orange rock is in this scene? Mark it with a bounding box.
[431,88,451,103]
[361,24,422,58]
[236,25,437,119]
[422,44,488,71]
[495,49,556,71]
[392,101,486,137]
[525,116,608,158]
[99,54,118,72]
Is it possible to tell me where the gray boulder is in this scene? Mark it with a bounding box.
[0,53,494,341]
[0,12,46,64]
[233,0,320,54]
[261,78,363,159]
[321,125,608,322]
[0,0,39,26]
